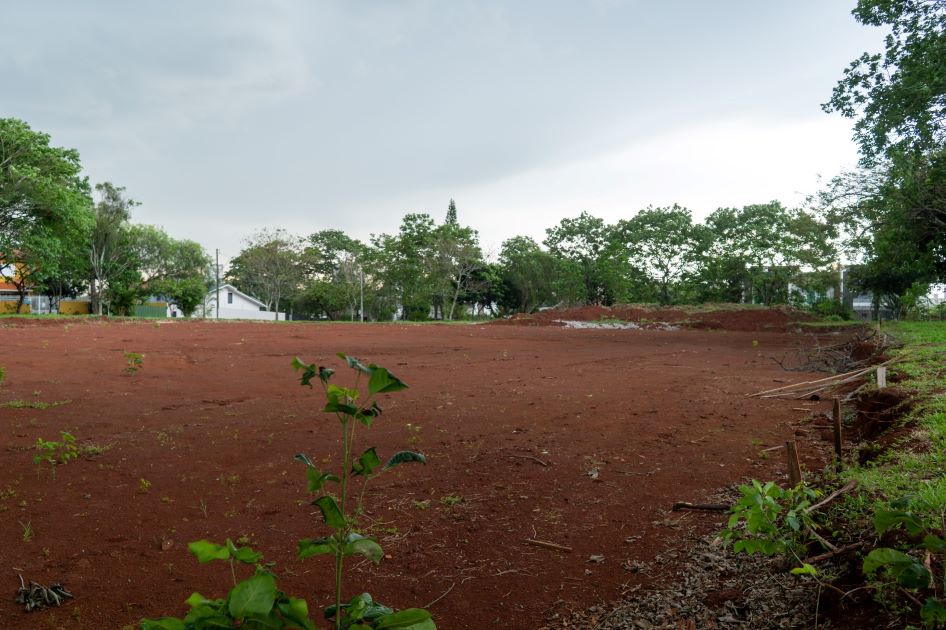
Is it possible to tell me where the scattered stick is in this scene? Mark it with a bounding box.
[803,542,864,564]
[760,444,785,453]
[671,502,730,512]
[525,538,573,552]
[786,440,802,486]
[614,469,659,476]
[832,398,843,461]
[805,480,858,515]
[877,366,887,388]
[507,454,549,467]
[424,581,456,608]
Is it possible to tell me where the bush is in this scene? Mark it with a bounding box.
[811,298,854,320]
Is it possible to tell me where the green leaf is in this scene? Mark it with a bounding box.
[921,598,946,625]
[923,534,946,553]
[352,447,382,476]
[276,596,315,630]
[375,608,436,629]
[313,496,346,529]
[338,353,372,374]
[294,453,315,467]
[188,540,230,563]
[298,537,337,559]
[343,533,383,563]
[354,402,382,426]
[368,365,408,395]
[228,572,277,618]
[225,538,262,565]
[791,563,819,576]
[863,548,932,589]
[293,358,318,387]
[184,592,224,610]
[874,508,925,536]
[306,467,341,493]
[384,451,427,470]
[324,400,359,416]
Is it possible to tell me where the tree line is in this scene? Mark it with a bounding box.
[225,200,839,321]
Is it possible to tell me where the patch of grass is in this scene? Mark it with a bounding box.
[2,399,70,409]
[440,494,463,507]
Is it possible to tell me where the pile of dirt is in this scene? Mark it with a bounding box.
[494,305,814,332]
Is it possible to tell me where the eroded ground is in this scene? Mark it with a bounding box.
[0,318,835,628]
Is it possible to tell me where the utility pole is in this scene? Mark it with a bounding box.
[215,248,220,319]
[360,266,364,323]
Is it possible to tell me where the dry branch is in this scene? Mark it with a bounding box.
[524,538,573,552]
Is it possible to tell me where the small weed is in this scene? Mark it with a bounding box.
[124,352,144,374]
[3,399,70,409]
[33,432,79,466]
[20,520,33,542]
[412,499,431,510]
[0,366,6,386]
[33,431,108,467]
[440,494,463,507]
[198,498,208,518]
[138,477,152,492]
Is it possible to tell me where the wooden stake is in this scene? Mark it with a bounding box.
[877,366,887,388]
[785,440,802,486]
[832,398,843,461]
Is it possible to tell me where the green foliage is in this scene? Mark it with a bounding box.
[0,119,94,314]
[32,431,79,466]
[227,228,301,317]
[0,366,5,386]
[140,540,315,630]
[810,298,854,320]
[613,205,704,305]
[824,0,946,165]
[721,480,820,562]
[864,499,946,627]
[292,353,434,630]
[125,352,144,374]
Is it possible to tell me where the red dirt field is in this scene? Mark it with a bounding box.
[0,317,839,629]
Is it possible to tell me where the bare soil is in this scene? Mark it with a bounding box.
[0,316,838,628]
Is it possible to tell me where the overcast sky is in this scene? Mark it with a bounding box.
[3,1,883,261]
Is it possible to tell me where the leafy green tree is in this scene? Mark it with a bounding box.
[89,182,137,314]
[369,214,437,320]
[431,220,484,320]
[497,236,560,313]
[0,119,93,313]
[613,205,704,305]
[703,203,836,305]
[301,230,365,320]
[0,118,91,245]
[228,229,302,319]
[544,212,622,305]
[821,0,946,306]
[824,0,946,166]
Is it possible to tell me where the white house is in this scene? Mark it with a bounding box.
[186,283,286,320]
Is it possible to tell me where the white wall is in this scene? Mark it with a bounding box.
[192,287,285,320]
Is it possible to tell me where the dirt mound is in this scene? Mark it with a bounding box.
[494,304,813,332]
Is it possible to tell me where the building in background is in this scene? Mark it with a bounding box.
[192,283,285,320]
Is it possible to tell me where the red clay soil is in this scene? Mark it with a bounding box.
[0,317,837,629]
[496,304,814,332]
